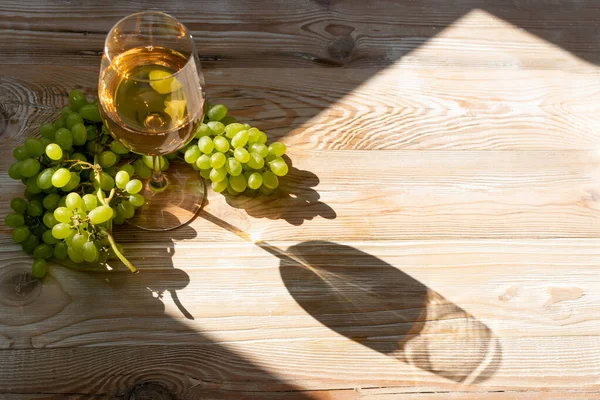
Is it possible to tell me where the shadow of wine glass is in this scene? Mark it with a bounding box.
[276,240,502,384]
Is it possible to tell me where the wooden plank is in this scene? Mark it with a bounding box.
[360,390,600,399]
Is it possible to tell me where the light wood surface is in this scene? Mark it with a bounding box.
[1,1,600,398]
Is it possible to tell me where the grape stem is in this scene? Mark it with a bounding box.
[106,233,137,273]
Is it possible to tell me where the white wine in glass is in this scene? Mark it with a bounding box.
[98,12,206,231]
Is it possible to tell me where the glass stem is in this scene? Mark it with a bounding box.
[150,156,168,191]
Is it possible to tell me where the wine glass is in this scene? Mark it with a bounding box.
[98,11,205,231]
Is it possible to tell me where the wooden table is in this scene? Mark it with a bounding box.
[1,1,600,398]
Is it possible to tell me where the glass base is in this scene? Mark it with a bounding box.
[128,160,204,231]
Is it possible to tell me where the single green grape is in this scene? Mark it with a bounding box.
[42,212,59,228]
[209,167,227,183]
[8,162,23,180]
[133,159,153,179]
[226,184,242,196]
[68,246,85,263]
[262,170,279,189]
[42,230,59,245]
[94,172,115,192]
[210,152,226,169]
[40,123,56,140]
[40,137,53,147]
[249,143,268,158]
[195,154,211,170]
[13,146,29,161]
[112,210,125,225]
[207,104,228,121]
[25,176,42,195]
[247,152,265,169]
[11,198,28,214]
[129,193,145,207]
[98,151,117,168]
[248,172,263,190]
[52,241,68,259]
[54,207,73,224]
[225,157,242,176]
[86,140,99,155]
[257,131,268,144]
[65,192,83,210]
[213,136,230,153]
[68,89,87,111]
[86,125,97,141]
[71,233,87,253]
[198,136,215,154]
[125,179,142,194]
[211,177,228,193]
[66,112,84,130]
[71,123,88,146]
[207,121,225,135]
[27,200,43,217]
[247,128,261,144]
[184,145,201,164]
[21,234,40,254]
[229,174,247,193]
[55,128,73,150]
[24,138,45,158]
[32,258,48,278]
[119,164,135,177]
[51,168,71,188]
[199,168,211,180]
[20,158,41,178]
[117,201,135,219]
[78,103,102,122]
[231,130,249,148]
[88,205,113,224]
[5,213,25,228]
[268,142,287,157]
[269,158,289,176]
[45,143,63,160]
[195,123,213,138]
[115,170,130,189]
[53,116,66,130]
[61,172,81,192]
[61,105,72,117]
[82,241,99,262]
[12,226,30,243]
[110,140,130,155]
[225,123,245,139]
[82,194,98,211]
[33,243,54,260]
[42,193,60,211]
[37,168,55,190]
[242,123,251,129]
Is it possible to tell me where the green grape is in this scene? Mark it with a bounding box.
[21,158,41,178]
[119,164,135,177]
[82,241,99,262]
[207,121,225,135]
[82,194,98,211]
[12,226,30,243]
[11,198,28,214]
[209,167,227,183]
[220,116,237,125]
[259,185,274,196]
[249,143,268,158]
[213,136,230,153]
[42,230,59,245]
[269,158,289,176]
[225,157,242,176]
[98,151,117,168]
[268,142,286,157]
[69,152,87,171]
[66,112,84,130]
[68,89,87,110]
[27,200,43,217]
[207,104,228,121]
[61,105,72,117]
[86,125,97,141]
[55,128,73,150]
[265,153,277,163]
[210,152,226,169]
[71,123,88,146]
[65,192,82,210]
[233,147,251,163]
[21,235,40,254]
[25,176,42,194]
[211,177,228,193]
[110,140,129,155]
[78,103,102,122]
[133,159,153,179]
[125,179,142,194]
[199,168,211,179]
[129,193,145,207]
[53,242,68,259]
[88,205,113,224]
[184,145,201,164]
[40,123,56,140]
[94,172,114,192]
[5,213,25,228]
[45,143,63,160]
[104,166,118,177]
[54,207,74,224]
[13,146,29,161]
[42,212,58,228]
[24,138,45,158]
[8,162,23,180]
[247,152,265,169]
[115,170,130,189]
[112,212,125,225]
[51,168,71,188]
[226,184,242,196]
[247,128,261,144]
[86,140,99,155]
[42,193,60,211]
[243,123,251,129]
[142,155,167,170]
[32,258,48,278]
[57,195,67,208]
[229,174,247,193]
[195,123,213,138]
[257,131,268,144]
[248,172,263,190]
[61,172,81,192]
[68,246,85,263]
[225,123,245,139]
[71,233,87,253]
[53,116,66,130]
[231,130,249,148]
[117,201,135,219]
[37,168,55,190]
[198,136,215,154]
[40,137,53,147]
[33,243,54,260]
[195,154,211,170]
[262,170,279,189]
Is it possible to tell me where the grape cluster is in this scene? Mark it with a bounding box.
[6,90,146,278]
[181,104,289,196]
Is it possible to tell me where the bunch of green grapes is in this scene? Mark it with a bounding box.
[6,90,149,278]
[181,104,289,196]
